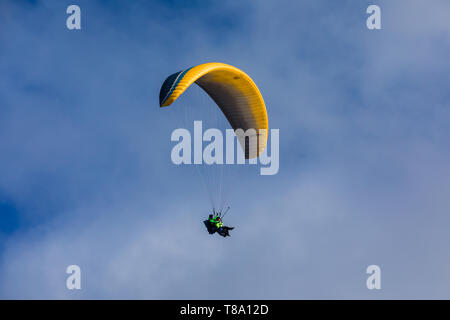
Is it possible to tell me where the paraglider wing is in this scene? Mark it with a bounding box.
[159,62,268,159]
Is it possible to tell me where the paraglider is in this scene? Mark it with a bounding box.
[159,62,268,159]
[159,62,268,237]
[203,207,234,237]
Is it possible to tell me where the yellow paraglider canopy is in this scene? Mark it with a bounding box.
[159,62,268,159]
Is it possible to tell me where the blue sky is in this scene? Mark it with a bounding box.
[0,0,450,298]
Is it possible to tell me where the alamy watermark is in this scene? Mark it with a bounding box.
[66,265,81,290]
[170,121,279,175]
[366,265,381,290]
